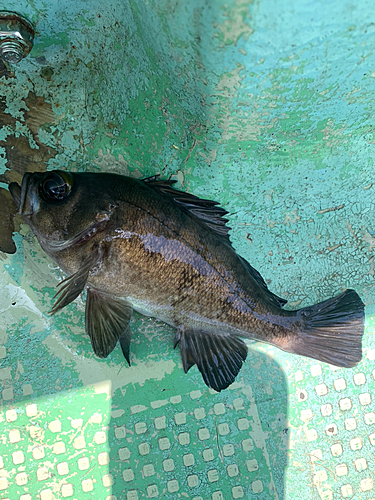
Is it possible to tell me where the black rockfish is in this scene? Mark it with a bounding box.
[9,171,365,391]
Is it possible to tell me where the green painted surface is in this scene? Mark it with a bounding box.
[0,1,375,499]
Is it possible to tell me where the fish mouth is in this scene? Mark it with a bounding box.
[9,173,38,216]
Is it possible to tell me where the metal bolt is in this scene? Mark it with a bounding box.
[0,11,34,64]
[0,40,24,63]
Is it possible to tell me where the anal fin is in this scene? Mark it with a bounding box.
[175,328,248,392]
[86,288,133,360]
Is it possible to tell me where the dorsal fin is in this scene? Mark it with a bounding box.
[142,175,231,243]
[239,256,287,308]
[143,176,288,308]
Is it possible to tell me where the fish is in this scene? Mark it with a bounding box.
[8,170,365,392]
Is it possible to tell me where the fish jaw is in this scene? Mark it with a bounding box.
[8,181,21,209]
[9,173,40,218]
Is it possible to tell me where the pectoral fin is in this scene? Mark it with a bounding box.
[86,288,133,360]
[50,250,99,315]
[175,328,248,392]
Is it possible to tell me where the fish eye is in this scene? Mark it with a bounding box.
[40,171,73,202]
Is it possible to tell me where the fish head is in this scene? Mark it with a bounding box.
[8,170,116,254]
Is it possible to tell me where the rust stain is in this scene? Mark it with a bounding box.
[0,89,60,253]
[326,244,342,253]
[0,188,17,254]
[0,92,58,185]
[317,204,345,214]
[0,59,13,79]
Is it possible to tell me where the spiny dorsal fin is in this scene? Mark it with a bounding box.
[143,175,231,242]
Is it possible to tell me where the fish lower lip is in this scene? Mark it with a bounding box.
[9,173,34,216]
[18,173,33,216]
[9,182,21,210]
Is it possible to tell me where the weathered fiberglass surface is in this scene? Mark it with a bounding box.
[0,0,375,499]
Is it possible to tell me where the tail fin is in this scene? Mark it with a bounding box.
[288,289,364,368]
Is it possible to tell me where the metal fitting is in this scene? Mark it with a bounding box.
[0,11,34,64]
